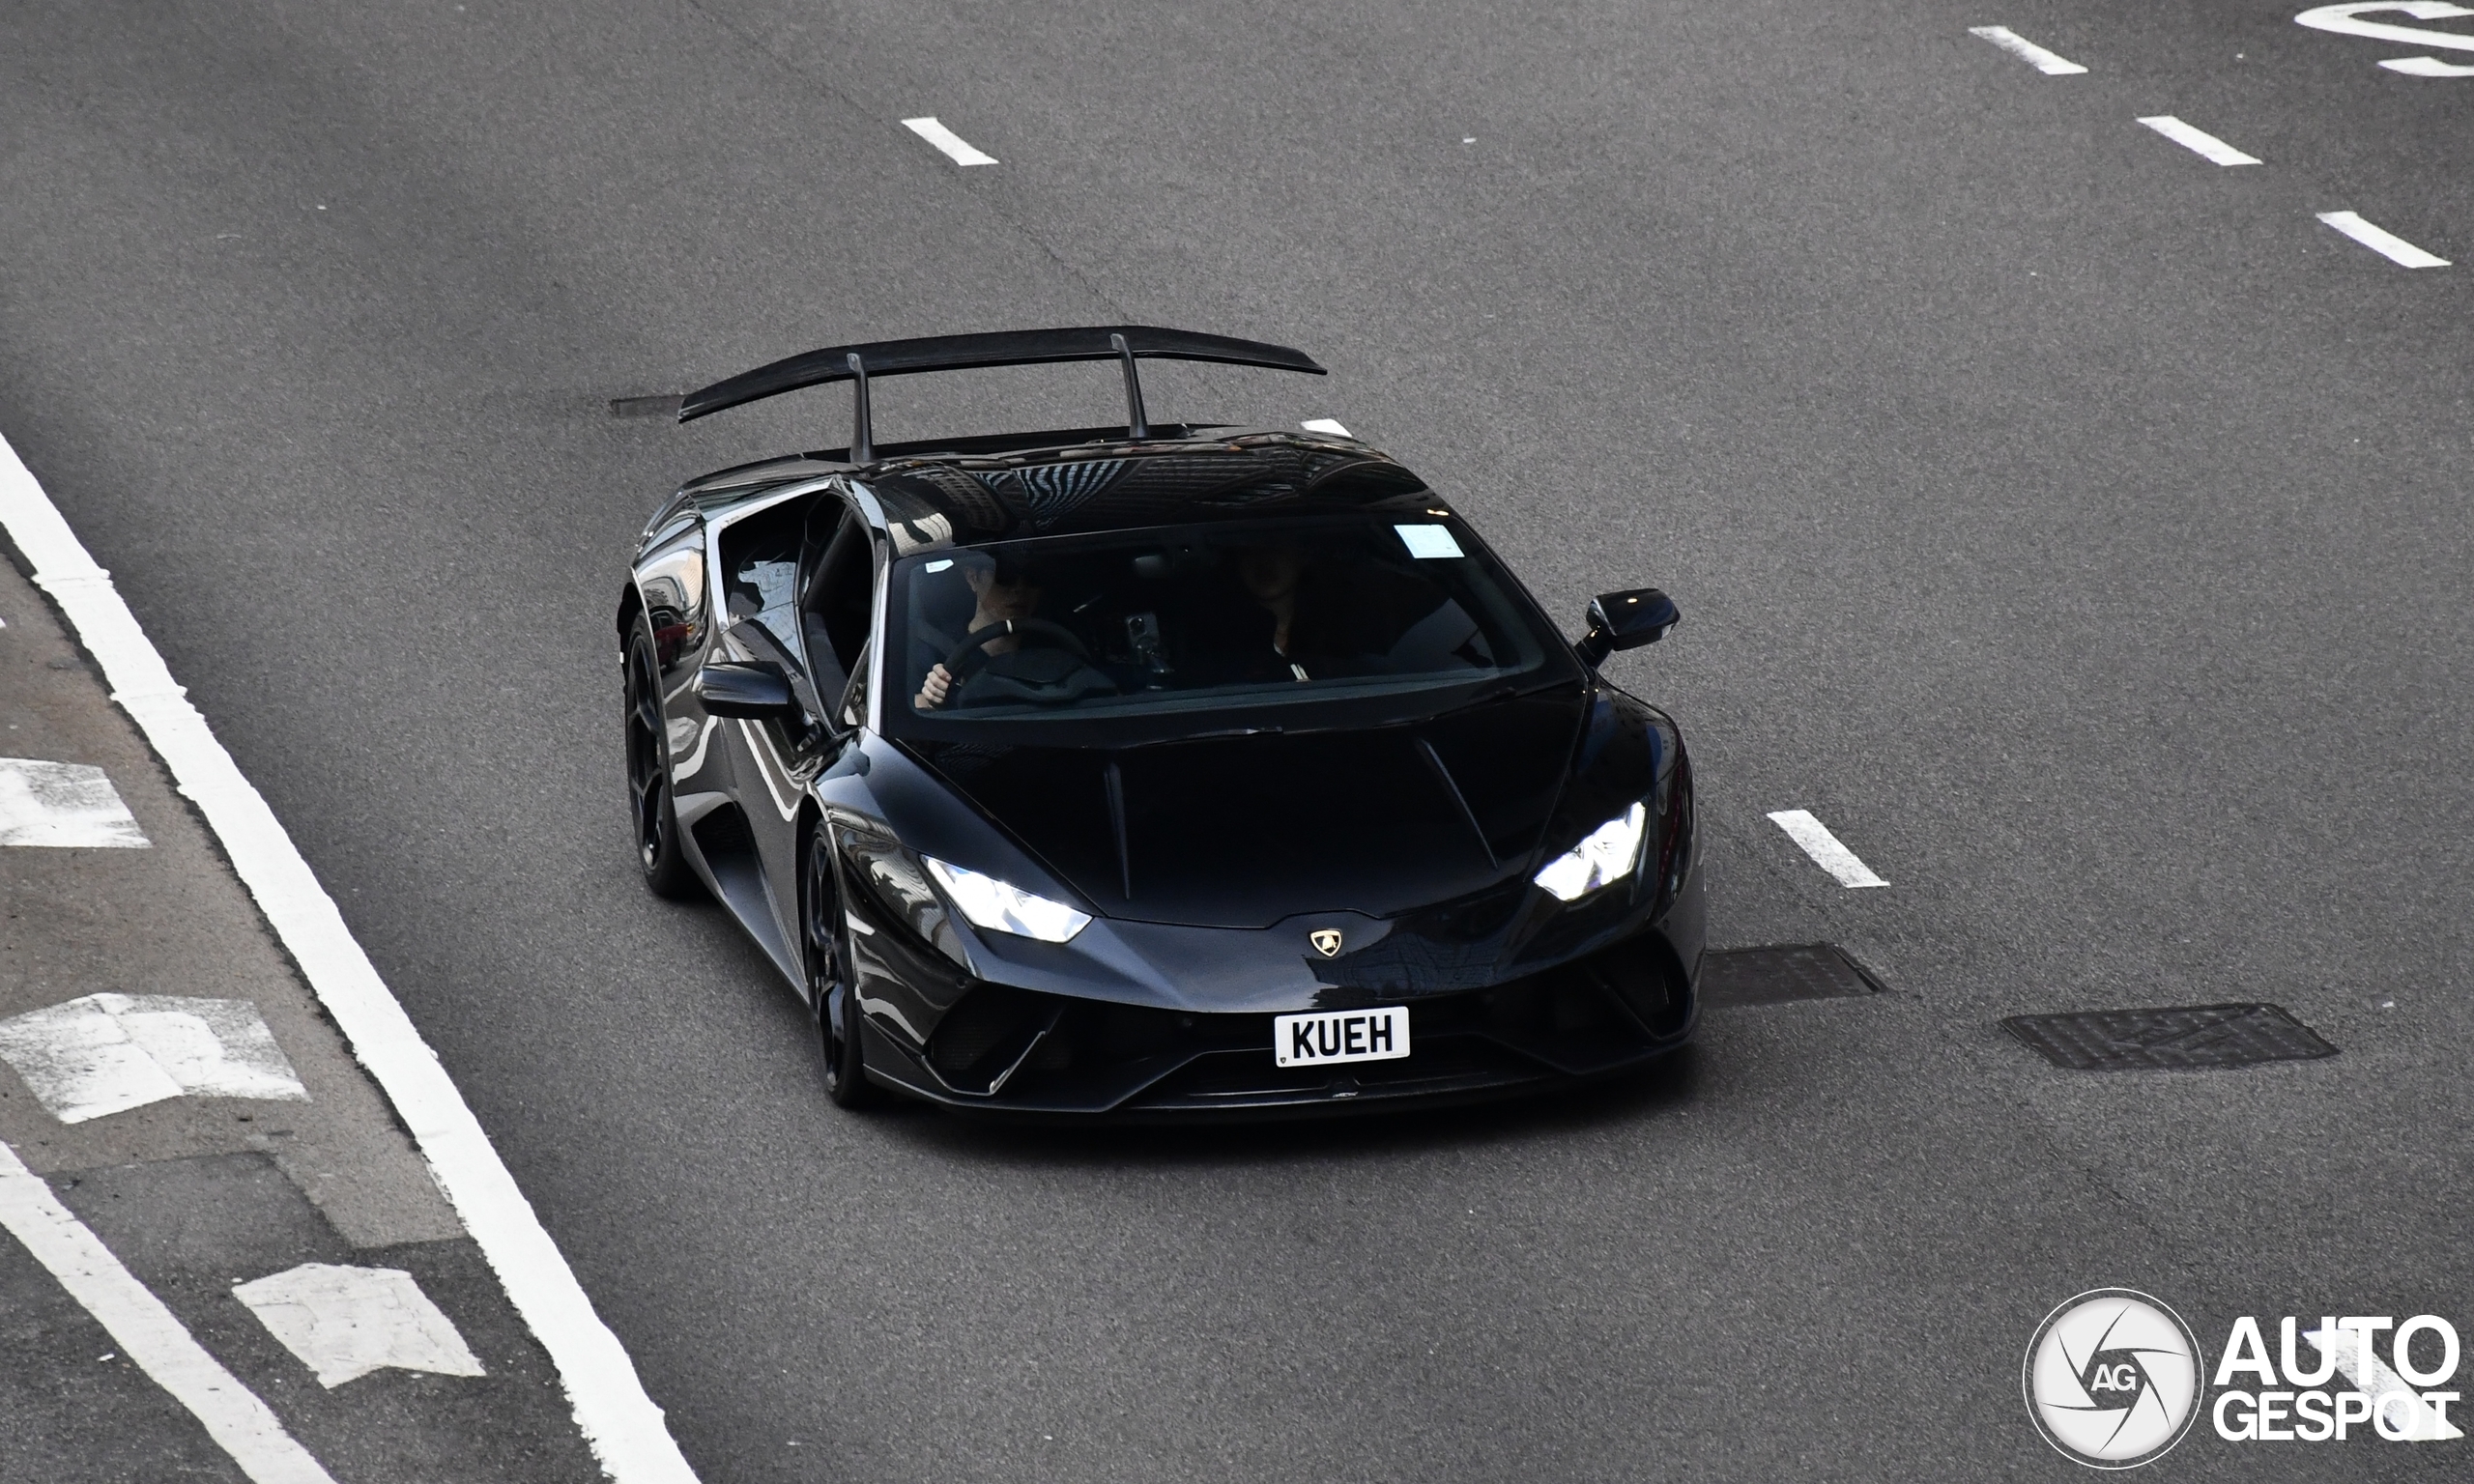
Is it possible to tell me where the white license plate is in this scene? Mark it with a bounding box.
[1273,1006,1411,1068]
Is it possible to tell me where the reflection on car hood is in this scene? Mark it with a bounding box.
[902,689,1584,928]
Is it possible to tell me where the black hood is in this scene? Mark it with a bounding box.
[903,689,1585,928]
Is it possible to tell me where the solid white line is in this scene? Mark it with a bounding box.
[2316,211,2450,268]
[1300,418,1353,437]
[0,1138,337,1484]
[0,433,699,1482]
[1766,810,1888,888]
[901,117,997,166]
[2137,115,2260,166]
[1969,26,2087,74]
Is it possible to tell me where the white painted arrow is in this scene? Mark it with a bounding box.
[0,994,306,1124]
[2296,2,2474,74]
[235,1264,485,1387]
[0,758,147,846]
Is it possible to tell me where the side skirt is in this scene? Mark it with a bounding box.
[676,793,802,989]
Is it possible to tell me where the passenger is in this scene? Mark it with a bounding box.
[1230,539,1447,679]
[1235,542,1315,665]
[913,559,1042,709]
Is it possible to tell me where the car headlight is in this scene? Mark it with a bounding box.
[1532,802,1649,902]
[923,856,1092,943]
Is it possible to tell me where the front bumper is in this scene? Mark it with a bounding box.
[857,915,1700,1119]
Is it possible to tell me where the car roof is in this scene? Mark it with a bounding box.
[669,425,1444,553]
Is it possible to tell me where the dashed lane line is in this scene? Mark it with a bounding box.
[2316,211,2451,267]
[1301,418,1353,437]
[2137,115,2260,167]
[0,431,700,1482]
[0,1138,337,1484]
[902,116,997,166]
[1969,26,2087,74]
[1767,810,1889,889]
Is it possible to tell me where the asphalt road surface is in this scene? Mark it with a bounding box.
[5,0,2473,1478]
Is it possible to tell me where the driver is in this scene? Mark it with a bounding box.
[913,558,1043,710]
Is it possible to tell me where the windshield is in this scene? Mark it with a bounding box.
[886,515,1571,731]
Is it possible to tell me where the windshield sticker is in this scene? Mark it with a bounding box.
[1395,524,1463,559]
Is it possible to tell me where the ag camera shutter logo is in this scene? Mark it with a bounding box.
[2024,1289,2203,1468]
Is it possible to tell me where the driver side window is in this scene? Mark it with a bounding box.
[800,500,876,709]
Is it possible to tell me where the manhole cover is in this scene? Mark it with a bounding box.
[1700,944,1884,1007]
[609,394,682,418]
[2001,1003,2337,1071]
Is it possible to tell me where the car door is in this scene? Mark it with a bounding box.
[726,489,877,960]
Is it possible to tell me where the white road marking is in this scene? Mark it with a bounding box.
[2316,210,2451,267]
[1766,810,1889,888]
[2305,1324,2466,1440]
[0,432,700,1482]
[0,994,307,1125]
[1969,25,2088,74]
[1300,418,1353,437]
[0,757,148,846]
[901,117,997,166]
[2379,53,2474,73]
[234,1263,485,1387]
[0,1139,337,1484]
[2137,115,2261,166]
[2297,1,2474,73]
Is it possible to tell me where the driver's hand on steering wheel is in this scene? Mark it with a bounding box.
[913,663,956,710]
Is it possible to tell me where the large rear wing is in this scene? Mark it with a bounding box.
[676,325,1326,462]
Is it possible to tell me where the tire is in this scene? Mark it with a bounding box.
[805,824,882,1108]
[624,620,702,899]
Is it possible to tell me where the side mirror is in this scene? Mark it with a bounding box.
[1575,588,1680,667]
[694,661,802,721]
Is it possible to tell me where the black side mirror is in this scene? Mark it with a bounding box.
[1575,588,1680,667]
[694,661,802,721]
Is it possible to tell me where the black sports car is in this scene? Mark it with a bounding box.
[619,326,1701,1117]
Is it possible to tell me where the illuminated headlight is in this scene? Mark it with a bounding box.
[1532,803,1649,902]
[922,856,1092,943]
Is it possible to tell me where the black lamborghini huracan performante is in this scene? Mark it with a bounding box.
[618,326,1701,1117]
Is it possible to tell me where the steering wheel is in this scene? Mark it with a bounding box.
[943,618,1096,677]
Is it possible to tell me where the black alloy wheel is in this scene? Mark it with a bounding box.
[806,824,880,1108]
[625,622,701,899]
